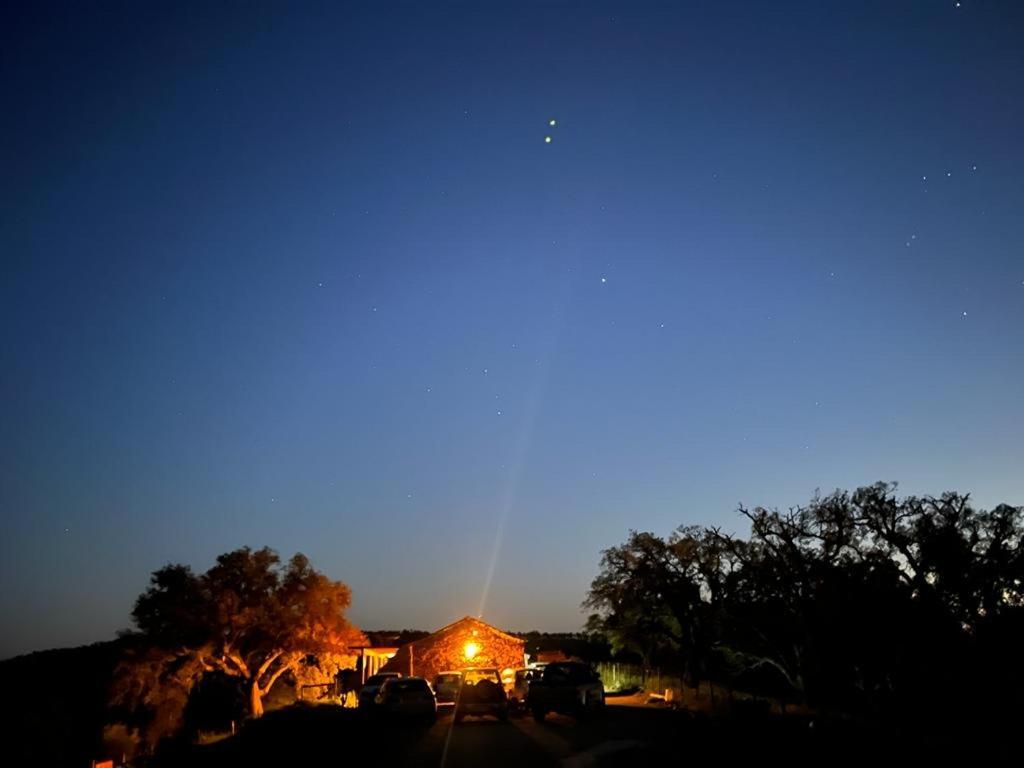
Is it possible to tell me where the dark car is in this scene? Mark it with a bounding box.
[375,676,437,723]
[358,672,401,711]
[454,668,509,723]
[508,667,543,712]
[528,662,604,721]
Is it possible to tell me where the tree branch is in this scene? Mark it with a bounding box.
[261,654,299,694]
[255,650,284,682]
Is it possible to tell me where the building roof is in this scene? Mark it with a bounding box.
[425,616,524,645]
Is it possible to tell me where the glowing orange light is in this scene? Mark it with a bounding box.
[463,641,480,660]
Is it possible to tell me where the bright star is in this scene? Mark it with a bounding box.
[544,136,552,143]
[549,119,557,126]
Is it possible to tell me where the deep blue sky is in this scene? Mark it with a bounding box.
[2,1,1022,659]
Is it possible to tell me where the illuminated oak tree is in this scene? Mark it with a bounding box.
[131,547,362,718]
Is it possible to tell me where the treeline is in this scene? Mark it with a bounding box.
[585,482,1024,730]
[514,631,617,663]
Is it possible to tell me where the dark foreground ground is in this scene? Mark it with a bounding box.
[158,699,995,768]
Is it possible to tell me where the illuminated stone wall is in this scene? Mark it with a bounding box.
[380,616,525,682]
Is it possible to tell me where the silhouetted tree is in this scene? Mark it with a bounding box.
[587,483,1024,728]
[584,527,721,686]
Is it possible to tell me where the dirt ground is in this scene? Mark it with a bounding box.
[166,698,934,768]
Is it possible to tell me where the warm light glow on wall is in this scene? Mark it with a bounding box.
[463,641,480,661]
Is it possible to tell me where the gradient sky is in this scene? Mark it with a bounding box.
[2,1,1023,659]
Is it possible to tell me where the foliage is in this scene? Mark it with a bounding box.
[586,483,1024,725]
[113,546,363,749]
[516,630,615,664]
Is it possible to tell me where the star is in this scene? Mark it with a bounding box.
[600,277,607,284]
[544,136,552,144]
[962,311,968,317]
[549,118,557,127]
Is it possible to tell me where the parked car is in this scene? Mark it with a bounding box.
[375,676,437,723]
[527,662,604,721]
[358,672,401,711]
[454,668,509,723]
[432,671,463,709]
[508,667,543,712]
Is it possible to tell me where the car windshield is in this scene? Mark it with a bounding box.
[543,664,591,683]
[365,674,395,686]
[387,679,429,693]
[435,674,460,685]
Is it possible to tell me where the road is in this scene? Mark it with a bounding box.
[188,702,695,767]
[402,706,668,767]
[187,699,845,767]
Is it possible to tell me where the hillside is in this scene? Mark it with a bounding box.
[1,640,126,765]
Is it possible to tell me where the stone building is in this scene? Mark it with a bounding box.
[380,616,526,682]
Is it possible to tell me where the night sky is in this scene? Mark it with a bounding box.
[2,1,1023,659]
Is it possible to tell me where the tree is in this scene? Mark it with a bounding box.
[584,528,716,685]
[587,483,1024,728]
[129,547,363,719]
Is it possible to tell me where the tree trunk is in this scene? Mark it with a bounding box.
[250,681,265,719]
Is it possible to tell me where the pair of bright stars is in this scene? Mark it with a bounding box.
[544,118,557,144]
